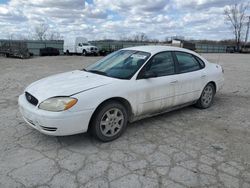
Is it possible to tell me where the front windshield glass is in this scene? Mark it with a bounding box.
[85,50,151,79]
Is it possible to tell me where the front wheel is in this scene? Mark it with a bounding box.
[82,50,87,56]
[195,83,215,109]
[90,101,128,142]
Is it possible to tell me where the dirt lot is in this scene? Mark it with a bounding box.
[0,53,250,188]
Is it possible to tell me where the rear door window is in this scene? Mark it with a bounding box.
[175,52,201,73]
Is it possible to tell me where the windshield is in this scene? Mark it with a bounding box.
[85,50,151,79]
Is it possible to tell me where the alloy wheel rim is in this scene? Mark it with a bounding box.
[100,108,124,137]
[201,85,213,106]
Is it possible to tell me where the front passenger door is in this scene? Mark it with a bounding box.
[135,52,177,116]
[76,43,83,53]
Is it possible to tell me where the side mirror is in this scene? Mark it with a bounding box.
[142,71,157,79]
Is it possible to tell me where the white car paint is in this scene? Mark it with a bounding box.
[18,46,224,136]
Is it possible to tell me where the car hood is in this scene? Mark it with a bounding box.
[88,45,98,49]
[26,70,113,103]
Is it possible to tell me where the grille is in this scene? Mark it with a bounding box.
[40,126,57,132]
[25,92,38,106]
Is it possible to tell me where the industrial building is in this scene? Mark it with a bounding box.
[0,40,64,56]
[90,40,228,54]
[0,39,240,58]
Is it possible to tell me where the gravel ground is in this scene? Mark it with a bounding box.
[0,53,250,188]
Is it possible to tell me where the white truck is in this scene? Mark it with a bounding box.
[64,37,99,56]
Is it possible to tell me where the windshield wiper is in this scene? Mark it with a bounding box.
[87,70,107,76]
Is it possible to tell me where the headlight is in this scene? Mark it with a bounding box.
[39,97,77,112]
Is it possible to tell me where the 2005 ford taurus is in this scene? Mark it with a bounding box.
[18,46,224,141]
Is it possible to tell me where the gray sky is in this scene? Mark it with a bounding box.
[0,0,249,41]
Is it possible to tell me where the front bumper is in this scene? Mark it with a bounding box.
[18,94,94,136]
[86,49,99,54]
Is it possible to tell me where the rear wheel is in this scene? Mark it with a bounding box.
[66,50,70,56]
[90,101,128,142]
[195,83,215,109]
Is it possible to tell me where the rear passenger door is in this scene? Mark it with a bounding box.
[173,51,205,105]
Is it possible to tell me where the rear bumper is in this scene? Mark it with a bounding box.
[217,80,224,91]
[216,77,224,92]
[18,94,94,136]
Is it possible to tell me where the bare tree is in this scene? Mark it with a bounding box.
[8,33,30,40]
[133,32,148,42]
[47,31,63,40]
[149,38,159,43]
[8,33,15,40]
[119,34,131,41]
[34,23,63,41]
[34,23,49,40]
[224,3,249,51]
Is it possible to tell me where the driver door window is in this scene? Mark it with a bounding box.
[145,52,175,77]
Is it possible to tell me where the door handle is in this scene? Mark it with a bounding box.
[201,75,206,78]
[170,80,178,84]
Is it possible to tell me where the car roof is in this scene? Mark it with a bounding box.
[123,45,196,55]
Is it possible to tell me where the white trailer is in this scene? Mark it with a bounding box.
[64,37,99,55]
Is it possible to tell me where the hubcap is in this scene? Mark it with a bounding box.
[100,108,124,137]
[201,85,213,106]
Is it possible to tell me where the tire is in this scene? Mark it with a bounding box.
[90,101,128,142]
[66,50,70,56]
[82,50,87,56]
[195,83,215,109]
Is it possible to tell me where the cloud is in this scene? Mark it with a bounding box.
[171,0,238,10]
[0,0,246,40]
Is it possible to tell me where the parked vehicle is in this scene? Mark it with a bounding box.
[241,45,250,53]
[40,47,60,56]
[0,40,30,59]
[64,37,99,56]
[226,46,236,53]
[18,46,224,141]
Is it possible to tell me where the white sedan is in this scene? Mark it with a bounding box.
[18,46,224,141]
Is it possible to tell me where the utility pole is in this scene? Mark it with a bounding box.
[244,16,250,47]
